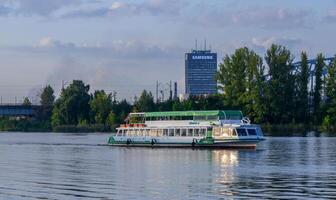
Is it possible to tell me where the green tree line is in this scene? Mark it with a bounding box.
[215,44,336,132]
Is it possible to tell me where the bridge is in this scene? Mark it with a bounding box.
[291,57,334,93]
[292,57,334,75]
[0,104,41,117]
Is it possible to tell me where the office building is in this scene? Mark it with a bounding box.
[185,48,217,95]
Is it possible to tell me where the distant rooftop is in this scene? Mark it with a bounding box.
[190,49,212,54]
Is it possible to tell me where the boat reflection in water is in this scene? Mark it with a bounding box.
[211,150,239,166]
[208,150,241,198]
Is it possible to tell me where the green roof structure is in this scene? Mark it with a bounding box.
[143,110,243,120]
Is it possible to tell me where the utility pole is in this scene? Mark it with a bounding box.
[156,81,159,103]
[112,91,117,103]
[160,90,164,102]
[169,80,172,100]
[174,82,177,99]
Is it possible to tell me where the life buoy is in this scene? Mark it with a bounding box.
[192,138,197,147]
[151,138,156,146]
[126,138,131,145]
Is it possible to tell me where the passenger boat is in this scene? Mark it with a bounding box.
[107,110,265,148]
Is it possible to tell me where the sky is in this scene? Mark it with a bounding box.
[0,0,336,103]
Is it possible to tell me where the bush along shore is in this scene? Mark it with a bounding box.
[1,44,336,135]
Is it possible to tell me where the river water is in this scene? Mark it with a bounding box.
[0,132,335,199]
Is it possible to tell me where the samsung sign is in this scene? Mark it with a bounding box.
[192,55,213,60]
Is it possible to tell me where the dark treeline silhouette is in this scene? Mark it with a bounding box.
[0,43,335,133]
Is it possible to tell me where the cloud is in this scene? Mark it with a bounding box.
[324,10,336,23]
[0,0,314,30]
[0,0,188,18]
[193,6,313,29]
[238,36,314,58]
[32,37,183,60]
[251,37,303,50]
[61,0,187,19]
[36,37,76,48]
[0,0,85,16]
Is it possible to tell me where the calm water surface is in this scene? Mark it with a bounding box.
[0,132,336,199]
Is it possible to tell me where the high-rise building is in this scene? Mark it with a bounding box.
[185,49,217,95]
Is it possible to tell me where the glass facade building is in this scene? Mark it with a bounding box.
[185,50,217,95]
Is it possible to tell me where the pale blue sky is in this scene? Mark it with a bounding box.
[0,0,335,103]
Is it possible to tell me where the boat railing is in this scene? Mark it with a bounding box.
[241,117,251,124]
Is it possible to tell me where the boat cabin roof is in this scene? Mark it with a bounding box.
[126,110,243,122]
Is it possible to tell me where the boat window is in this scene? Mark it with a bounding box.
[236,128,248,136]
[247,129,257,136]
[122,130,126,136]
[222,128,231,137]
[194,129,200,137]
[175,129,181,136]
[145,129,150,136]
[194,116,206,121]
[181,129,187,136]
[157,129,162,137]
[231,129,237,136]
[169,129,174,137]
[150,129,157,137]
[206,116,218,121]
[187,129,193,136]
[213,127,221,137]
[163,129,168,136]
[200,129,206,136]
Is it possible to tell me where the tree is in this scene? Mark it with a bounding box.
[39,85,55,120]
[322,56,336,130]
[40,85,55,107]
[312,54,324,124]
[107,111,117,130]
[89,90,113,124]
[51,80,90,127]
[134,90,155,112]
[112,99,132,123]
[243,48,266,123]
[216,48,247,108]
[265,44,295,123]
[216,47,266,122]
[296,52,309,123]
[23,97,31,106]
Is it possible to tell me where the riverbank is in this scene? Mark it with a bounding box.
[261,123,336,136]
[0,118,114,133]
[1,118,335,136]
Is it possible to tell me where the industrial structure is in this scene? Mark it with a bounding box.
[185,42,217,96]
[292,57,334,92]
[292,57,335,110]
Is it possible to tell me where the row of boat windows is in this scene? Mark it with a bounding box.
[146,115,219,121]
[213,128,257,137]
[116,127,258,137]
[116,128,208,137]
